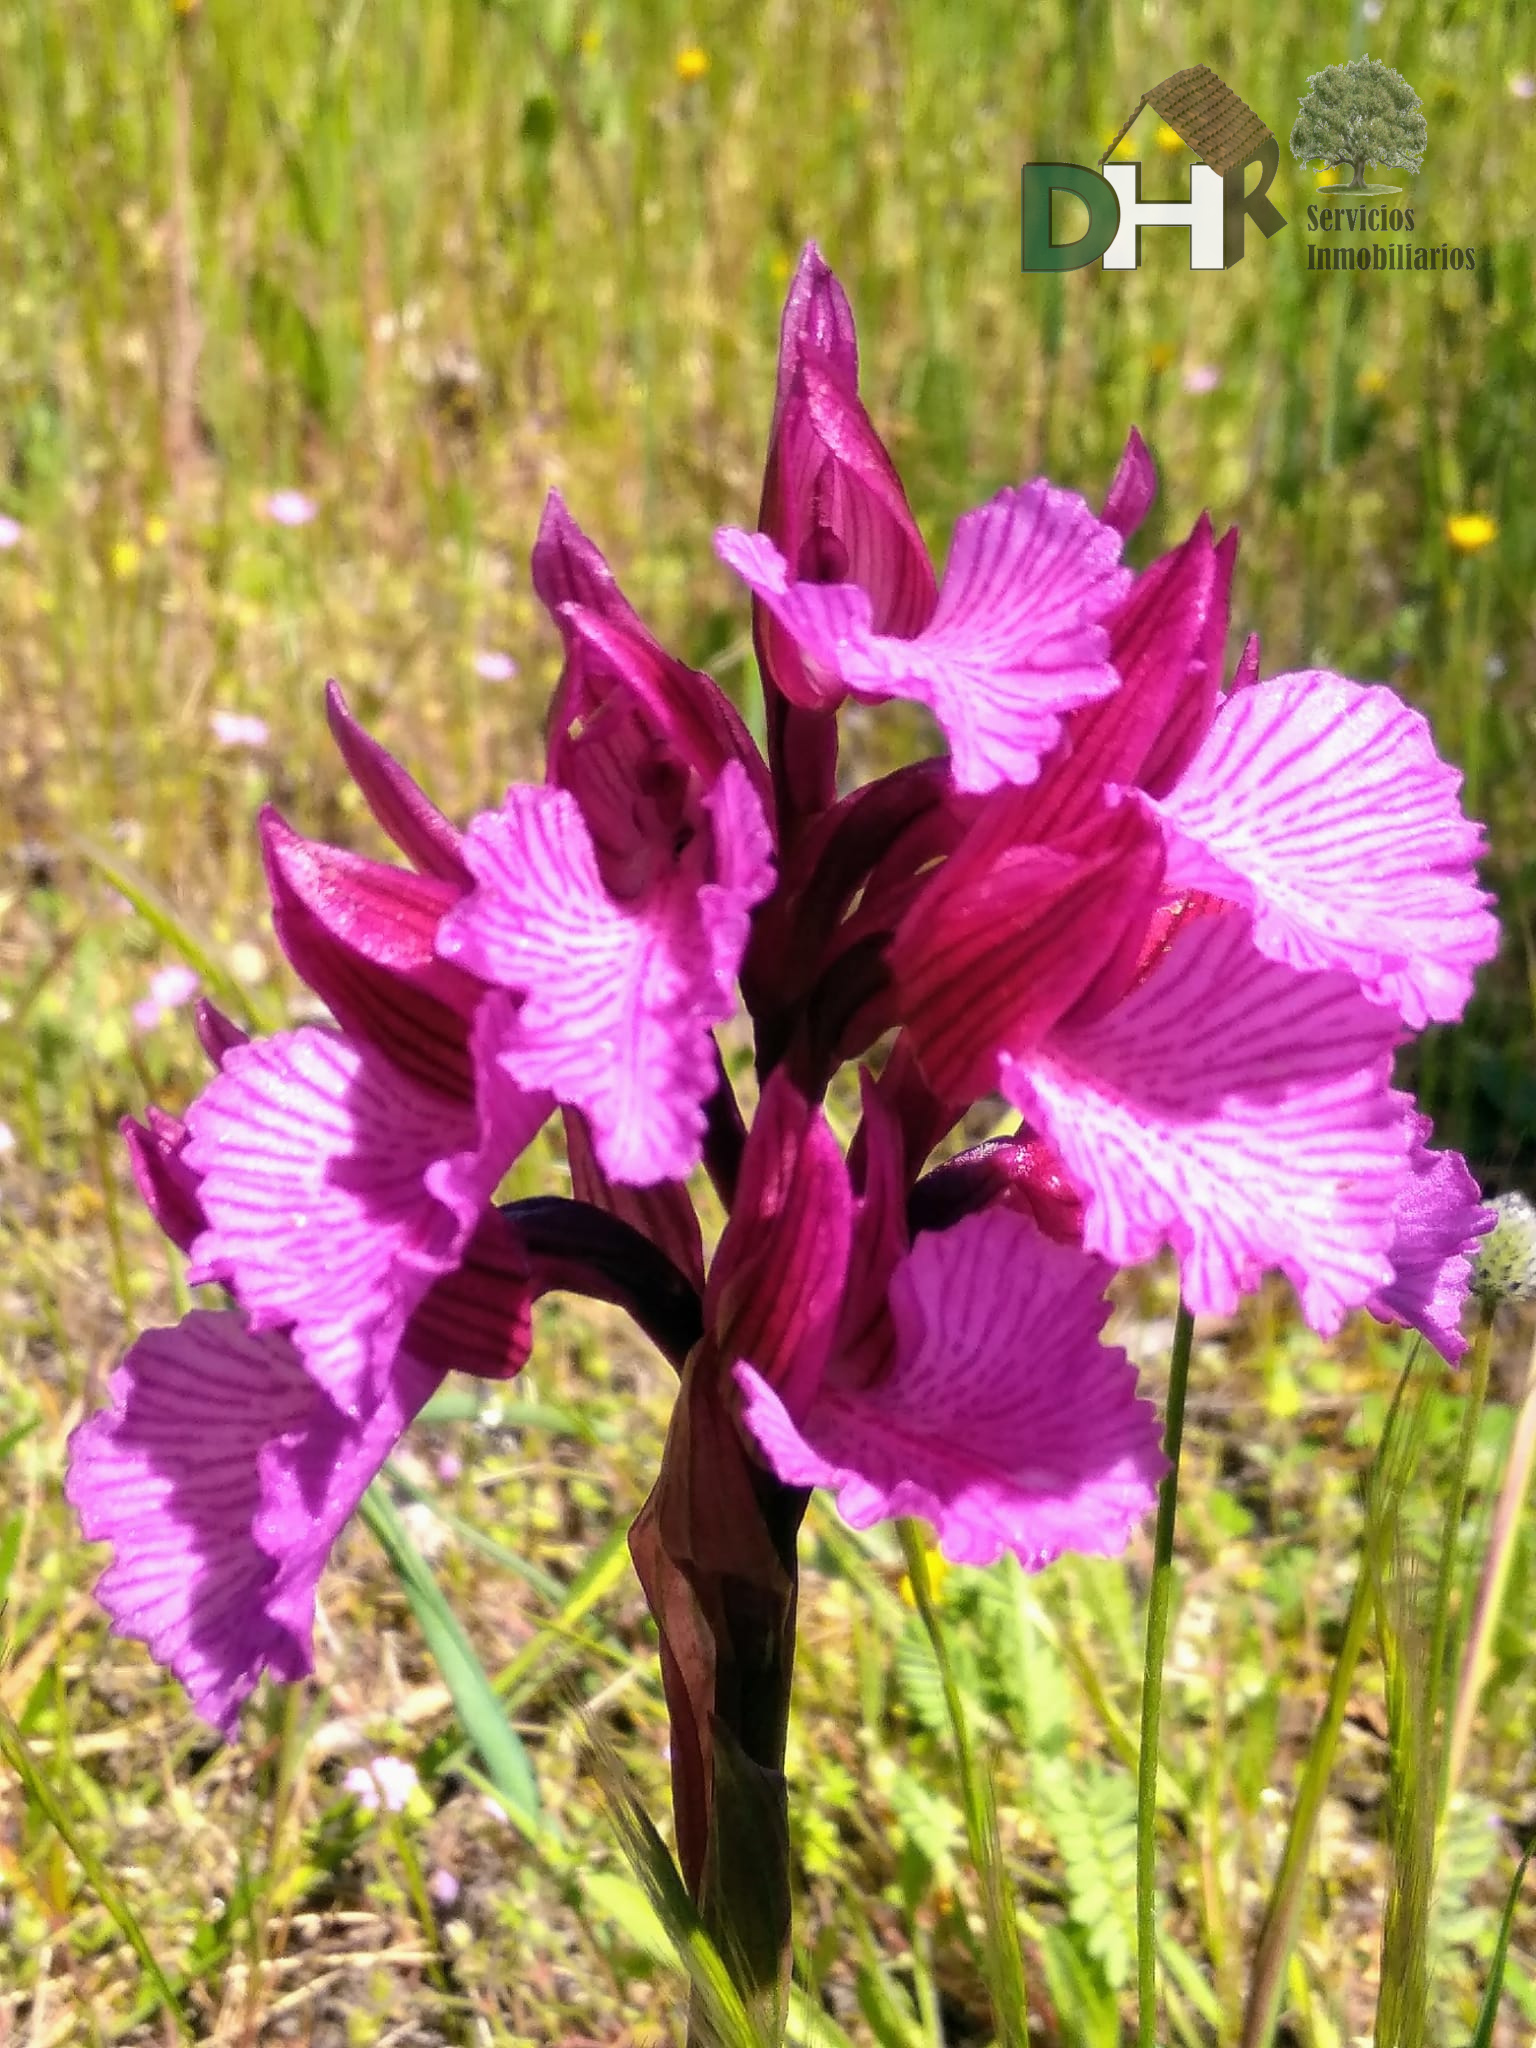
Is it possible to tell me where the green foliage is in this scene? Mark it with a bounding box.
[1290,56,1428,183]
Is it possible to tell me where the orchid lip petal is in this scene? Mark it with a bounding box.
[736,1207,1165,1569]
[437,768,772,1186]
[65,1310,440,1734]
[1146,670,1500,1027]
[1004,911,1410,1333]
[718,480,1130,793]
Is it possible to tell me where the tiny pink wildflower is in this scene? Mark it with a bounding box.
[264,490,317,529]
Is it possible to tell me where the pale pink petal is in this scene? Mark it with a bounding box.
[1002,913,1410,1332]
[65,1311,438,1734]
[1368,1111,1494,1362]
[717,481,1130,793]
[184,1005,543,1400]
[737,1208,1165,1569]
[438,767,771,1184]
[1147,673,1499,1027]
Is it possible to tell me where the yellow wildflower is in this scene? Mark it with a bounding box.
[110,539,142,581]
[898,1548,949,1607]
[676,46,709,82]
[1447,513,1497,554]
[1356,365,1390,397]
[1155,122,1185,154]
[145,514,169,547]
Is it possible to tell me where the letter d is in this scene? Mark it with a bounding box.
[1022,164,1120,272]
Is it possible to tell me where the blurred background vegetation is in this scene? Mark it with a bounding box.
[3,0,1536,2041]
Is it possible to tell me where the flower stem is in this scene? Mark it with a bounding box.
[1442,1306,1512,1807]
[1429,1304,1495,1820]
[1136,1299,1195,2048]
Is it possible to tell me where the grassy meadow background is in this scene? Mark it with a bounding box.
[3,0,1536,2040]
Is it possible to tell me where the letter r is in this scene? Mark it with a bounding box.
[1221,137,1288,267]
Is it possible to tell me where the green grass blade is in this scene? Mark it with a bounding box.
[1467,1846,1532,2048]
[359,1481,541,1833]
[897,1519,1029,2046]
[0,1695,194,2041]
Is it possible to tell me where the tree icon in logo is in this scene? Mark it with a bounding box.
[1290,55,1427,195]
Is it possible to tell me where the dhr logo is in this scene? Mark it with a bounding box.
[1022,64,1287,271]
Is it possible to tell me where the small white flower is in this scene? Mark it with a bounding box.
[210,710,271,749]
[344,1755,419,1814]
[472,649,518,683]
[264,489,318,528]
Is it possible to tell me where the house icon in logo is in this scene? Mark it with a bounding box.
[1022,60,1287,270]
[1100,64,1278,177]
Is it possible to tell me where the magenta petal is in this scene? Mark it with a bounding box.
[1148,672,1500,1027]
[65,1311,438,1734]
[705,1070,853,1416]
[834,1073,910,1388]
[261,810,480,1100]
[1368,1112,1494,1362]
[774,242,859,410]
[552,603,770,813]
[439,769,771,1185]
[324,683,469,885]
[123,1109,204,1254]
[1003,914,1410,1332]
[195,1001,249,1069]
[403,1209,538,1380]
[531,490,647,629]
[736,1207,1165,1569]
[718,481,1130,793]
[1101,426,1157,540]
[1030,516,1219,836]
[183,1009,541,1399]
[894,792,1165,1103]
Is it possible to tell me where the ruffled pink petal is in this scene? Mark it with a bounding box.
[438,767,772,1185]
[324,683,469,886]
[1101,426,1157,540]
[1002,912,1410,1332]
[261,810,481,1101]
[1368,1112,1494,1362]
[1147,672,1499,1028]
[65,1310,439,1734]
[184,1004,544,1400]
[736,1207,1165,1568]
[705,1069,853,1417]
[718,481,1130,792]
